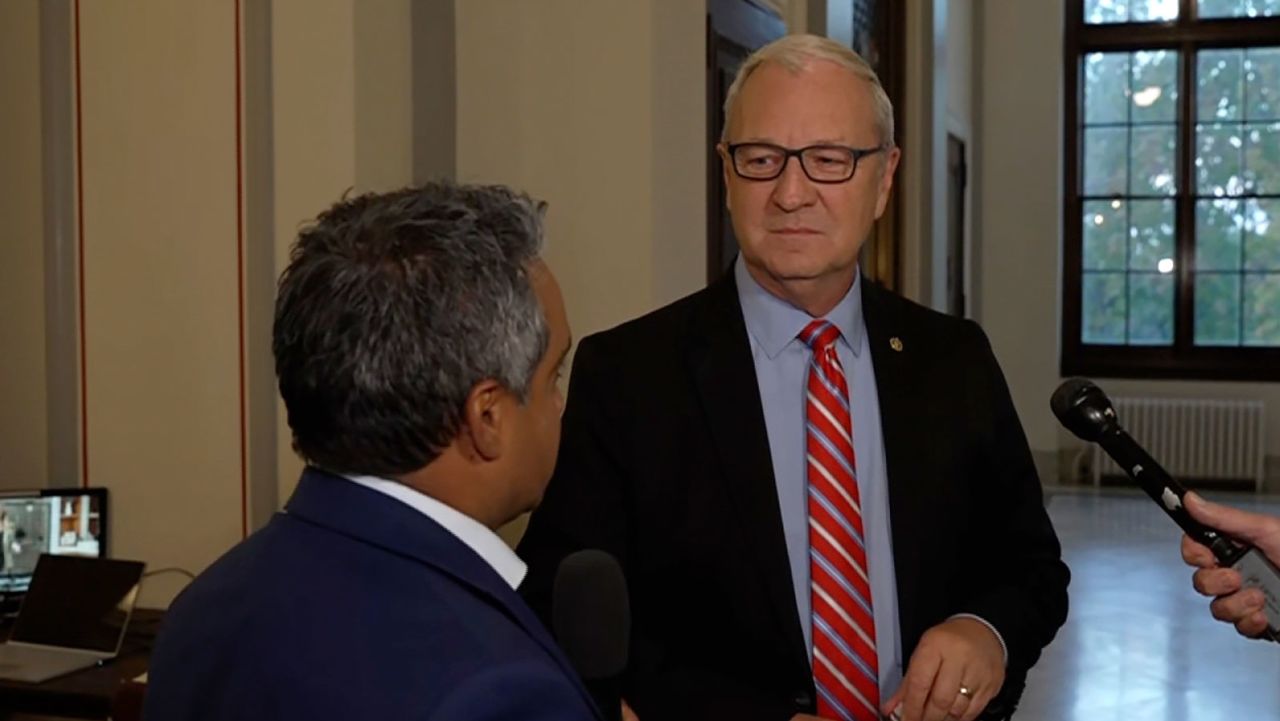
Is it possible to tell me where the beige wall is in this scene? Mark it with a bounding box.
[455,0,705,344]
[945,0,975,315]
[0,0,423,604]
[456,0,706,542]
[353,0,413,191]
[975,0,1064,454]
[0,0,50,489]
[77,0,245,606]
[650,0,709,308]
[945,1,973,138]
[270,0,358,500]
[976,0,1280,464]
[900,1,932,304]
[270,0,416,501]
[36,0,423,604]
[912,0,977,310]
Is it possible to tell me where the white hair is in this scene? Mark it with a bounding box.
[721,33,895,147]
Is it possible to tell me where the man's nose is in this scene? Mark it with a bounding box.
[770,156,817,211]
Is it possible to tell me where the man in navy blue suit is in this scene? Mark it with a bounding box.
[145,183,599,721]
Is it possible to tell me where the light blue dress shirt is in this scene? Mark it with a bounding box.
[734,256,904,701]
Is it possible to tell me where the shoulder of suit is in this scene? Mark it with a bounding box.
[862,278,992,351]
[578,283,719,354]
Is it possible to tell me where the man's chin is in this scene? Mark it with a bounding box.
[761,260,831,283]
[525,487,549,513]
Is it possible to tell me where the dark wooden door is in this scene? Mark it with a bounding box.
[946,134,967,317]
[706,0,785,284]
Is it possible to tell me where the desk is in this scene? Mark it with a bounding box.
[0,609,159,721]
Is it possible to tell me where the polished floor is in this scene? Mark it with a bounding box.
[1017,490,1280,721]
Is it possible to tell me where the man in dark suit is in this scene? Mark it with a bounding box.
[146,183,598,721]
[518,34,1068,721]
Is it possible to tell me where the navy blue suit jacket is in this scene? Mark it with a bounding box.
[145,468,600,721]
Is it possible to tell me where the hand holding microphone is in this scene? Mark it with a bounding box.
[1052,378,1280,643]
[1181,493,1280,640]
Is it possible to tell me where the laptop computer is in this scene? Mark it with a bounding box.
[0,554,145,683]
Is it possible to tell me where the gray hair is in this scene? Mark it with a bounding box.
[273,182,550,476]
[721,33,895,147]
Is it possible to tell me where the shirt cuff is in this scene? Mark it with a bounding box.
[948,613,1008,667]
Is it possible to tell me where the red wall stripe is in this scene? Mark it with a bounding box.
[73,2,252,542]
[74,0,88,490]
[235,0,249,539]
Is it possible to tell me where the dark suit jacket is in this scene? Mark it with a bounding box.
[517,272,1069,720]
[145,468,600,721]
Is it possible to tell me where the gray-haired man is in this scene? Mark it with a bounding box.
[146,182,598,721]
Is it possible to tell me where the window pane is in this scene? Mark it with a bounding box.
[1085,53,1130,124]
[1083,273,1128,343]
[1129,274,1175,344]
[1195,273,1242,345]
[1086,0,1180,22]
[1197,199,1245,270]
[1245,199,1280,270]
[1130,199,1176,271]
[1131,50,1178,122]
[1132,125,1178,194]
[1196,123,1246,196]
[1198,50,1244,122]
[1198,0,1280,18]
[1084,200,1129,269]
[1085,127,1129,195]
[1244,273,1280,345]
[1244,122,1280,193]
[1086,0,1131,22]
[1245,48,1280,120]
[1132,0,1180,20]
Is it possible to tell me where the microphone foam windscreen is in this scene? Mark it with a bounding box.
[1051,377,1112,442]
[552,549,630,679]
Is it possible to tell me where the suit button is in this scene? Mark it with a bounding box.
[794,692,812,708]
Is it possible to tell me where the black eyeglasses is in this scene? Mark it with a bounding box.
[726,142,887,183]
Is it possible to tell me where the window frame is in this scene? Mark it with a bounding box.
[1062,0,1280,381]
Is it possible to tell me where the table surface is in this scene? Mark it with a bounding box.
[0,608,159,721]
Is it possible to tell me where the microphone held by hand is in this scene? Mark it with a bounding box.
[553,549,630,721]
[1051,378,1280,642]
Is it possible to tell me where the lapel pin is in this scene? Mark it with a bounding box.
[890,337,904,352]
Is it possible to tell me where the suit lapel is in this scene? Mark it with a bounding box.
[860,280,928,645]
[284,469,600,716]
[685,273,811,681]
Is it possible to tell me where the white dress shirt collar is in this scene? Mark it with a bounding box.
[342,474,528,590]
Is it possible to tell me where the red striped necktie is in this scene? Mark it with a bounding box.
[799,320,880,721]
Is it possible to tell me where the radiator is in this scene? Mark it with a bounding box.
[1091,397,1267,491]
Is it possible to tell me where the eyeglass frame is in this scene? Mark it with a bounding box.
[722,142,889,184]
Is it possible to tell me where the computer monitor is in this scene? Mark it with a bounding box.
[0,488,108,594]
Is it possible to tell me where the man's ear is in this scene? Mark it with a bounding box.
[460,379,507,462]
[875,146,902,218]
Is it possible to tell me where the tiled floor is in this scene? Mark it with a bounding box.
[1017,490,1280,721]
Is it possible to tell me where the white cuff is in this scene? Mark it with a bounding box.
[949,613,1008,667]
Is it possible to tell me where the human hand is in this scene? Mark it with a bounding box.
[1182,492,1280,639]
[883,617,1004,721]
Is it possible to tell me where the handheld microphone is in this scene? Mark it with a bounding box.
[1051,378,1280,642]
[552,549,630,721]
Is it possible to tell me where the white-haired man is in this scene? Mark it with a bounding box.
[520,34,1069,721]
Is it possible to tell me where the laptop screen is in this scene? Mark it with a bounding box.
[10,555,145,653]
[0,488,108,593]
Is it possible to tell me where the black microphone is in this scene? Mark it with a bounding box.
[1052,378,1280,642]
[552,549,629,721]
